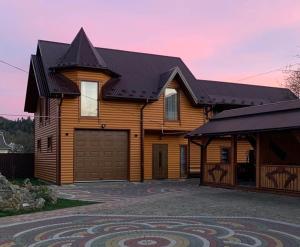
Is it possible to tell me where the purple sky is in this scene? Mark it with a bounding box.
[1,0,300,118]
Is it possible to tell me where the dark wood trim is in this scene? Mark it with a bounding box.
[57,95,63,185]
[180,144,188,178]
[256,133,261,188]
[187,140,191,177]
[231,135,237,186]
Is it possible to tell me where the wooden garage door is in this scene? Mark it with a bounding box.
[74,130,128,181]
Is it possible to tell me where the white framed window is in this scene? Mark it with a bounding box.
[165,88,179,121]
[80,81,98,117]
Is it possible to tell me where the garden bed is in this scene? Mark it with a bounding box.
[0,198,95,217]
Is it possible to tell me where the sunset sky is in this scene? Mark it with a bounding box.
[1,0,300,118]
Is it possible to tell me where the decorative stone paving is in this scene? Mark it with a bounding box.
[0,215,299,246]
[54,180,188,203]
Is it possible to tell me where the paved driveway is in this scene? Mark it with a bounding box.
[0,179,299,246]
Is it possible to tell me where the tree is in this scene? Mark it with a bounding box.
[285,68,300,98]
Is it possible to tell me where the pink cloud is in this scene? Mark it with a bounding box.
[1,0,300,118]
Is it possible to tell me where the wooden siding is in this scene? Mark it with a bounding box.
[144,80,205,131]
[60,70,141,184]
[207,138,252,163]
[260,165,300,192]
[34,98,58,183]
[59,72,209,183]
[144,133,187,179]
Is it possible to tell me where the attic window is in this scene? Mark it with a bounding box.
[80,81,98,117]
[165,88,179,121]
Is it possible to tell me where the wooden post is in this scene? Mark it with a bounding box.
[200,143,207,185]
[256,133,261,188]
[187,139,191,178]
[231,135,237,186]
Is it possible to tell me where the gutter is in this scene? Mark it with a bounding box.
[56,93,64,185]
[140,99,149,182]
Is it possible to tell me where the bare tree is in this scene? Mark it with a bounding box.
[284,67,300,98]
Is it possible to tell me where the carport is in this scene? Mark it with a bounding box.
[186,99,300,194]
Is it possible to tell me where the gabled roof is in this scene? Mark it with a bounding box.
[157,67,198,104]
[186,99,300,137]
[199,79,297,106]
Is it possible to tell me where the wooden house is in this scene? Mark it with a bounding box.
[24,28,297,184]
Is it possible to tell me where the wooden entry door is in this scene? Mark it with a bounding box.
[152,144,168,179]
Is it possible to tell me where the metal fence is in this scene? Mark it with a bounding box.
[0,153,34,179]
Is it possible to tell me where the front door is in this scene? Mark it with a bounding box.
[152,144,168,179]
[180,145,188,178]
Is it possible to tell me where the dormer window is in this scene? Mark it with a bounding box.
[80,81,98,117]
[165,88,179,121]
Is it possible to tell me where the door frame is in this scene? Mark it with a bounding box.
[152,143,168,179]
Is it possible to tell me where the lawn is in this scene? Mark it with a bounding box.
[10,178,47,186]
[0,198,96,218]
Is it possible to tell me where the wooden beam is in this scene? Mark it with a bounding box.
[200,144,207,186]
[256,133,261,188]
[231,135,237,186]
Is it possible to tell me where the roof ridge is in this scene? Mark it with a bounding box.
[213,99,300,120]
[198,79,288,90]
[38,39,182,59]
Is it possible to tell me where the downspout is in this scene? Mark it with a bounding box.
[140,99,149,182]
[56,93,64,185]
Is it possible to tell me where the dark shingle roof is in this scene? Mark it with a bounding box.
[186,99,300,137]
[52,28,109,71]
[25,28,297,113]
[38,37,210,102]
[199,79,297,106]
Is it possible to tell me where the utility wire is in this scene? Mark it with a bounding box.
[0,59,28,73]
[236,63,300,82]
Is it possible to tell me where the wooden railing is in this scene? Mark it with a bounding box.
[260,165,300,192]
[203,163,232,185]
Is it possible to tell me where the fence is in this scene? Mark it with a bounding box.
[0,153,34,179]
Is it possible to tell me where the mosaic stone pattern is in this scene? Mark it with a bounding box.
[0,215,299,246]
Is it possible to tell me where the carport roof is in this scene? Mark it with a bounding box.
[186,99,300,137]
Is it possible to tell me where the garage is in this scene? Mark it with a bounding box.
[74,130,128,181]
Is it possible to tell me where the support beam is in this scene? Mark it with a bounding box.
[231,135,237,186]
[200,144,207,186]
[256,133,261,188]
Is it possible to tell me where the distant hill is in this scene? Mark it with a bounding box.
[0,117,34,153]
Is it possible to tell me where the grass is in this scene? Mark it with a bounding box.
[0,198,96,218]
[10,178,47,186]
